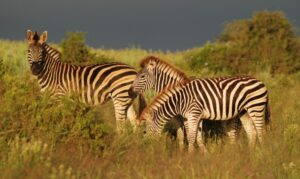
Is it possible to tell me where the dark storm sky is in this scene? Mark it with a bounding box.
[0,0,299,51]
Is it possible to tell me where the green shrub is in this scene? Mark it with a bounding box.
[60,32,112,64]
[5,136,50,168]
[220,11,300,74]
[185,43,254,75]
[0,74,113,154]
[60,32,90,64]
[186,11,300,75]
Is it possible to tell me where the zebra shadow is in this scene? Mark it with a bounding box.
[163,116,242,148]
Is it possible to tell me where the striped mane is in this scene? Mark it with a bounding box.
[29,31,62,60]
[42,43,62,60]
[139,81,189,121]
[140,56,189,83]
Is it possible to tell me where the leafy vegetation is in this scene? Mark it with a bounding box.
[0,10,300,178]
[185,11,300,75]
[61,31,113,64]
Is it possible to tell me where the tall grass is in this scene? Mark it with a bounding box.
[0,39,299,178]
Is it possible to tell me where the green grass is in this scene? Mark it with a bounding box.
[0,40,300,178]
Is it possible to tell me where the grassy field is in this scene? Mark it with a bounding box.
[0,39,300,179]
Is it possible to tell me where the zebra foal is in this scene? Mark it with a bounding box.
[26,30,145,132]
[128,56,190,148]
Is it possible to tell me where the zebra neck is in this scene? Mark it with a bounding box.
[37,60,63,89]
[154,72,186,93]
[36,44,62,86]
[152,97,179,130]
[151,109,176,134]
[42,43,61,62]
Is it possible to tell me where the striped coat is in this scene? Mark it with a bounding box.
[131,56,241,149]
[140,75,270,152]
[26,30,145,132]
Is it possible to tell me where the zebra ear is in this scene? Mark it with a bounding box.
[39,31,48,44]
[26,30,34,43]
[147,60,157,72]
[148,61,157,67]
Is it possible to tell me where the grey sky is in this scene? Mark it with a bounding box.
[0,0,299,51]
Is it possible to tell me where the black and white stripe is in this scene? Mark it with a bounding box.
[131,57,237,150]
[26,30,145,132]
[140,77,270,152]
[131,56,191,148]
[131,56,189,94]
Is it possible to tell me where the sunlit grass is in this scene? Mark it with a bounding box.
[0,40,299,178]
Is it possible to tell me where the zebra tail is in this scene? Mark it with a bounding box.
[138,94,147,117]
[265,99,271,131]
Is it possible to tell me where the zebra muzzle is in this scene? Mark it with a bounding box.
[128,87,137,98]
[30,62,43,75]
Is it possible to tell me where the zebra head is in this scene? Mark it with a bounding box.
[26,30,48,75]
[131,58,158,94]
[139,110,160,138]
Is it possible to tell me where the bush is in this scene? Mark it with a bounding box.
[60,32,112,64]
[220,11,300,74]
[185,43,254,75]
[60,32,90,64]
[0,74,113,154]
[186,11,300,75]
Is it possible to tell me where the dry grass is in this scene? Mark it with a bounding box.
[0,40,299,178]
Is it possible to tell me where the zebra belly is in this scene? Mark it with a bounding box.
[204,107,241,121]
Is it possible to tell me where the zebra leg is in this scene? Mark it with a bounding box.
[185,118,201,153]
[112,99,128,134]
[222,119,239,145]
[177,127,185,150]
[248,107,266,145]
[196,120,208,154]
[126,103,137,130]
[240,113,257,149]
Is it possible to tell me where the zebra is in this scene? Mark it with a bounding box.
[131,56,233,152]
[26,30,146,132]
[129,56,190,148]
[130,56,241,149]
[139,77,270,152]
[130,56,190,93]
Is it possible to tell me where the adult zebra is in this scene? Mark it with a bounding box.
[26,30,146,132]
[139,77,270,152]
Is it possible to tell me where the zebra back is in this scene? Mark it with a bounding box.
[140,77,269,135]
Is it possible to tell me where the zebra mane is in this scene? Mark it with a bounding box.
[140,56,189,82]
[139,81,189,121]
[33,32,40,42]
[42,43,62,60]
